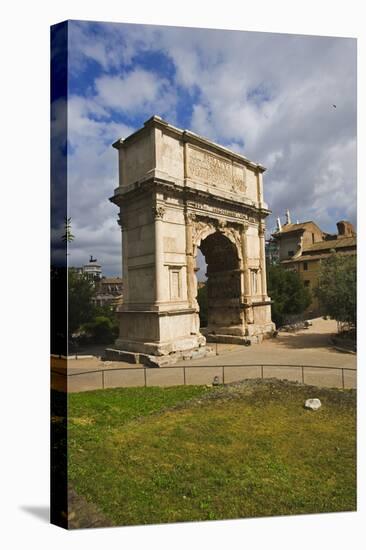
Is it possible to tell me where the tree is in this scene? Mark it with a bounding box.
[68,269,95,335]
[82,316,118,344]
[92,303,119,337]
[315,253,356,328]
[62,217,74,243]
[267,265,312,327]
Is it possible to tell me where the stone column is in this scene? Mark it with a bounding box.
[119,147,127,186]
[118,212,129,304]
[257,170,264,208]
[240,223,251,300]
[258,221,267,300]
[241,222,254,325]
[153,205,165,304]
[185,212,196,308]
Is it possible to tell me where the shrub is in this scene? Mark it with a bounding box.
[82,316,118,344]
[315,253,356,328]
[267,265,312,327]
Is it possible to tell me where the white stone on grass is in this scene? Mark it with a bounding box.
[305,398,322,410]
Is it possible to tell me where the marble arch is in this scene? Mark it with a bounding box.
[108,116,275,365]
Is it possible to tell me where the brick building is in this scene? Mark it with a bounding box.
[92,277,124,309]
[272,216,356,316]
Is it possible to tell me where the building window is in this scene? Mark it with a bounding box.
[170,268,181,300]
[303,262,308,271]
[288,250,294,257]
[304,280,310,287]
[251,270,258,295]
[312,233,315,244]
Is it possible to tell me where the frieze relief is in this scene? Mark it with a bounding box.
[190,215,243,261]
[191,218,216,247]
[186,200,252,222]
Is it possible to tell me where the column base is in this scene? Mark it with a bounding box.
[104,342,214,367]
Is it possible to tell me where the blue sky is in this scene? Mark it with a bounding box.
[62,20,357,275]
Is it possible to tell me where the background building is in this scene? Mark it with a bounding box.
[272,214,356,316]
[80,256,102,280]
[72,258,123,310]
[92,277,124,310]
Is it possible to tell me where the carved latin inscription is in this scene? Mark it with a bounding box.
[233,163,246,193]
[188,145,246,193]
[186,201,249,221]
[188,146,231,186]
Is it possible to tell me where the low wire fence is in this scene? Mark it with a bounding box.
[51,363,356,393]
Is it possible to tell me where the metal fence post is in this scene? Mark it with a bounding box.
[51,363,354,392]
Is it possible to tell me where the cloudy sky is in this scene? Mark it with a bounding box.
[62,20,356,276]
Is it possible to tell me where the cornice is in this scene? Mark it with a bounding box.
[112,115,266,173]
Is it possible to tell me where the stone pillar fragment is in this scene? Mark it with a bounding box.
[118,213,129,304]
[258,221,268,300]
[240,223,251,300]
[153,205,165,304]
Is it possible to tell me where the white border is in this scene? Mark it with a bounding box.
[2,1,364,548]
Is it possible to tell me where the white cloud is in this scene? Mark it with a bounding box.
[67,95,134,146]
[65,22,356,273]
[94,68,176,116]
[68,21,130,72]
[65,95,136,274]
[168,31,357,233]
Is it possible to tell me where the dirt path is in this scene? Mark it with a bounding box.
[51,318,356,392]
[67,487,113,529]
[176,318,356,368]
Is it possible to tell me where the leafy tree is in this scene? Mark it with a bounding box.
[82,316,118,344]
[93,303,119,335]
[315,253,356,327]
[68,269,95,335]
[267,265,312,327]
[62,217,74,243]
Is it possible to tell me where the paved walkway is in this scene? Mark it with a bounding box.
[51,318,356,392]
[176,318,356,368]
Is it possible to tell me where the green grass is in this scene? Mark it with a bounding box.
[66,380,356,526]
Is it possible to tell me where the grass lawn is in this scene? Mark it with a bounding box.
[65,379,356,527]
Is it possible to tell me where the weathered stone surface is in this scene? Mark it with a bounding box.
[110,116,275,365]
[305,398,322,410]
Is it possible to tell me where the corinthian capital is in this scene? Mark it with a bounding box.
[152,205,165,220]
[258,222,266,237]
[241,222,249,234]
[186,212,197,223]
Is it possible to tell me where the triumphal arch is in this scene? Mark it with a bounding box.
[109,116,274,364]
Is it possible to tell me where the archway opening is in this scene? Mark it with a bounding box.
[197,231,242,333]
